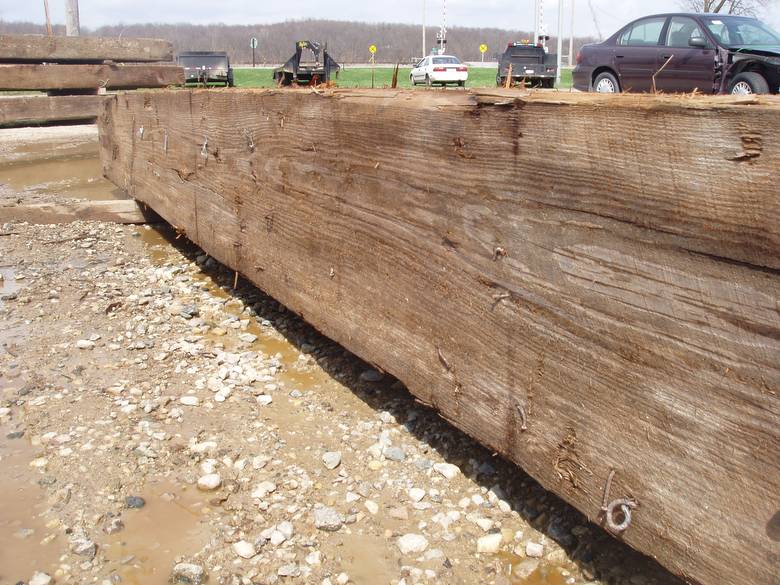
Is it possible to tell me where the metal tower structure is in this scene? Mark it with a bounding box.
[533,0,544,45]
[436,0,447,55]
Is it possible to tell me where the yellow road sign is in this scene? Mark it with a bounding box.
[479,43,488,54]
[369,44,377,54]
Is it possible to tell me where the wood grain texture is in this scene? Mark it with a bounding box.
[99,88,780,585]
[0,199,156,224]
[0,34,173,63]
[0,95,106,127]
[0,63,183,91]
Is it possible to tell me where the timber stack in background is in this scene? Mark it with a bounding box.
[98,88,780,585]
[0,34,182,127]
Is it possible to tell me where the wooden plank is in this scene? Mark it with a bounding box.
[0,34,172,63]
[0,95,106,127]
[98,88,780,585]
[0,199,156,224]
[0,63,183,91]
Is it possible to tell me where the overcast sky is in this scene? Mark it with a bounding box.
[3,0,779,38]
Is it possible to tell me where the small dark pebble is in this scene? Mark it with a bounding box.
[125,496,146,509]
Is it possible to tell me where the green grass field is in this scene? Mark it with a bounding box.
[233,67,573,90]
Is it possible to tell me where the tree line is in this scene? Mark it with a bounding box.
[0,18,600,64]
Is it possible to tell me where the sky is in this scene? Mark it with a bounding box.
[2,0,779,39]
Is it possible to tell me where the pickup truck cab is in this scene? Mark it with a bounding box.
[497,42,557,88]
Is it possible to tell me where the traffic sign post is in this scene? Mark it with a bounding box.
[369,44,377,88]
[250,37,258,68]
[479,43,488,63]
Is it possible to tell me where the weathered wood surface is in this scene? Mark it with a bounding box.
[0,199,155,224]
[99,88,780,585]
[0,64,183,91]
[0,95,106,127]
[0,34,173,63]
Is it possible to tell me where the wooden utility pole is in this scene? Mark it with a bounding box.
[43,0,53,36]
[66,0,80,36]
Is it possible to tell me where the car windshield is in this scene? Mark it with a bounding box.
[704,16,780,46]
[432,57,461,64]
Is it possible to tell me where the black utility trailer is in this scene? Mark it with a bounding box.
[273,41,340,86]
[177,51,234,87]
[497,42,557,88]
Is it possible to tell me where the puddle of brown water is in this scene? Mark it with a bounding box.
[0,267,22,299]
[0,394,62,583]
[496,551,574,585]
[336,532,396,585]
[101,482,210,585]
[0,140,122,201]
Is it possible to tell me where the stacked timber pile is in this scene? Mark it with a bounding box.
[0,34,183,127]
[99,88,780,585]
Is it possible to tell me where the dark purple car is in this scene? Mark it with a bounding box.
[573,13,780,94]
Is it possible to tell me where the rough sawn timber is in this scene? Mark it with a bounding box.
[0,63,183,91]
[0,95,106,127]
[0,34,173,63]
[0,199,155,224]
[99,88,780,585]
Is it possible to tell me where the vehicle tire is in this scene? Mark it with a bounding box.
[410,74,416,86]
[425,75,432,87]
[729,72,770,95]
[592,71,620,93]
[458,80,465,87]
[542,78,555,89]
[497,76,505,87]
[227,71,234,87]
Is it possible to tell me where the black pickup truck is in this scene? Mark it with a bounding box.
[177,51,234,87]
[497,42,558,88]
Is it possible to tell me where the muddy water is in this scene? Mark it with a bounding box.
[0,378,61,584]
[0,267,22,301]
[0,139,123,201]
[102,483,210,585]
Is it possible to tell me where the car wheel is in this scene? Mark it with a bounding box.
[729,72,770,95]
[593,71,620,93]
[458,80,465,87]
[425,75,432,87]
[410,74,416,86]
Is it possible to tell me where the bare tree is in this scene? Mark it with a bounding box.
[680,0,773,16]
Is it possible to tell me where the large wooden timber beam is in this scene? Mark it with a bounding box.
[0,34,173,63]
[0,95,106,127]
[99,88,780,585]
[0,63,183,91]
[0,199,156,224]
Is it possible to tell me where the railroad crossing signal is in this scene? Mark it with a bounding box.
[369,44,377,54]
[479,43,488,54]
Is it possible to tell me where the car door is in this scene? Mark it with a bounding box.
[655,16,717,93]
[614,16,668,92]
[414,58,429,82]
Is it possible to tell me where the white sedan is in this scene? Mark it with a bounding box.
[410,55,469,87]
